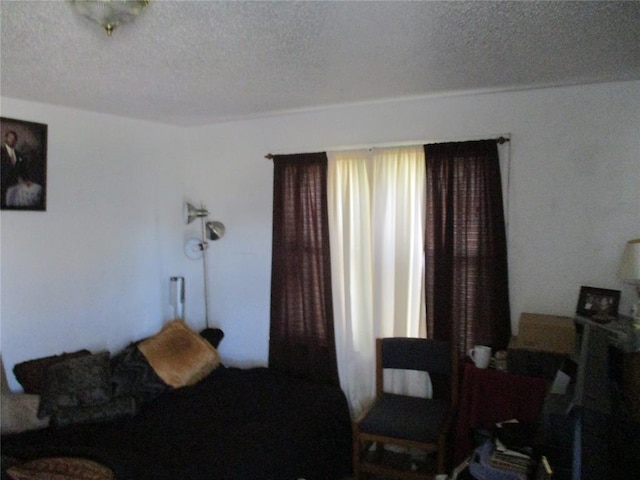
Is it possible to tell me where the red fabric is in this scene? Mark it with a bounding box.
[453,362,548,463]
[424,141,511,355]
[269,153,339,386]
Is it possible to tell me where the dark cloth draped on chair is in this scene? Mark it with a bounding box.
[269,153,339,386]
[424,140,511,357]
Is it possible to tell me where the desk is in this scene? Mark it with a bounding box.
[453,362,548,464]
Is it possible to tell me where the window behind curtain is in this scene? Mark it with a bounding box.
[424,140,511,357]
[328,146,426,414]
[269,153,339,386]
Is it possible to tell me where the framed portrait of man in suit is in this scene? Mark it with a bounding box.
[1,117,47,211]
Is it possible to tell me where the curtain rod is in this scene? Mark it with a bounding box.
[264,136,510,159]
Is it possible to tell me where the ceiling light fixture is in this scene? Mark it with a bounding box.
[69,0,150,36]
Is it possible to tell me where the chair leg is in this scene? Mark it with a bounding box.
[353,423,361,480]
[353,442,360,480]
[436,434,447,474]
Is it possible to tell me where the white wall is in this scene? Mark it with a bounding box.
[0,99,189,390]
[2,81,639,389]
[185,80,639,366]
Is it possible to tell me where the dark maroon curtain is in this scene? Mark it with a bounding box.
[424,140,511,358]
[269,152,339,386]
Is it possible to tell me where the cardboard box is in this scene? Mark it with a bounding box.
[514,313,575,355]
[507,313,575,378]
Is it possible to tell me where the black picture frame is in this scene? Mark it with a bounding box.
[576,286,620,322]
[1,117,47,211]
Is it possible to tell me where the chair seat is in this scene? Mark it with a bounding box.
[359,393,450,443]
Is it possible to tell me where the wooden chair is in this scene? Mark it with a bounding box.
[353,337,458,479]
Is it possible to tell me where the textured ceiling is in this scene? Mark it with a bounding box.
[1,1,639,126]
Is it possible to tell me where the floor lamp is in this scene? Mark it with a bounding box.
[185,202,225,328]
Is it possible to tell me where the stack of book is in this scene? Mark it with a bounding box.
[489,438,532,476]
[468,420,537,480]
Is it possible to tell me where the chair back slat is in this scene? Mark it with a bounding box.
[381,337,451,376]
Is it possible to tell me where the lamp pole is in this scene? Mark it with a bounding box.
[200,216,210,329]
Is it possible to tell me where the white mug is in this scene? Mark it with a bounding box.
[468,345,492,369]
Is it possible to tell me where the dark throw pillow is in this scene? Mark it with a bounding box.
[110,344,169,403]
[13,350,91,394]
[199,328,225,348]
[38,352,112,419]
[51,395,138,429]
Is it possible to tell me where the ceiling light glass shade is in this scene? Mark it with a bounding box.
[70,0,149,36]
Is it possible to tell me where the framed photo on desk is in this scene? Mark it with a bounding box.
[576,286,620,322]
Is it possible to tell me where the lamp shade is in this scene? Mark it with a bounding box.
[618,238,640,285]
[185,202,209,224]
[206,221,225,241]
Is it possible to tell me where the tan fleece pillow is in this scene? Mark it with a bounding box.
[137,320,220,388]
[6,457,115,480]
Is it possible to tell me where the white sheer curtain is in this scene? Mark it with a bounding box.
[328,146,427,416]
